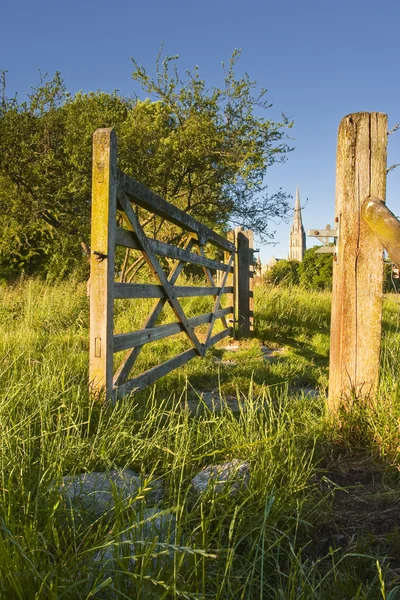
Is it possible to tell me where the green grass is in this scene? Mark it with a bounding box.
[1,279,400,598]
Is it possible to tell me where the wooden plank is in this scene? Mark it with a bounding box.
[307,229,338,238]
[196,243,228,330]
[208,328,232,347]
[115,227,140,250]
[113,307,232,353]
[114,283,234,299]
[117,173,235,252]
[117,193,204,357]
[89,128,117,401]
[113,237,195,386]
[362,197,400,270]
[329,112,387,413]
[115,227,232,273]
[204,252,234,348]
[115,349,198,398]
[150,238,231,272]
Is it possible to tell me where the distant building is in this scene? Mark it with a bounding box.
[288,187,306,261]
[261,256,282,276]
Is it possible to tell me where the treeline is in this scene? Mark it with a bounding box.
[265,246,399,292]
[264,247,333,290]
[0,52,294,281]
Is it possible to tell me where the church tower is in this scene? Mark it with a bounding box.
[288,187,306,261]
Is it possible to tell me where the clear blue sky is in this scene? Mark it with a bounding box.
[2,0,400,263]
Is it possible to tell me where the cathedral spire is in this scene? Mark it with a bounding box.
[288,186,306,261]
[295,185,301,211]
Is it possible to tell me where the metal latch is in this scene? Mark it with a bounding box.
[307,218,340,261]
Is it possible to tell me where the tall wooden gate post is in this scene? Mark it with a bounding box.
[89,128,117,400]
[235,227,254,338]
[329,112,387,413]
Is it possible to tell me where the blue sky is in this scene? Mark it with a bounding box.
[2,0,400,263]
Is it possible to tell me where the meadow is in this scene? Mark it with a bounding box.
[1,278,400,599]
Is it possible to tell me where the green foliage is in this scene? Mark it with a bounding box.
[265,248,333,291]
[0,51,293,280]
[299,245,333,290]
[1,279,400,597]
[383,260,400,293]
[264,258,300,286]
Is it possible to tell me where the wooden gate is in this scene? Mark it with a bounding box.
[89,128,253,402]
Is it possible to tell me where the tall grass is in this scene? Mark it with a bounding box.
[0,279,400,598]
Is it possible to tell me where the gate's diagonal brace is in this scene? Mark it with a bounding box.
[204,251,234,349]
[117,192,204,357]
[194,241,229,330]
[113,235,195,386]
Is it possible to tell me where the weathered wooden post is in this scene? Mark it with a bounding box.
[89,128,117,400]
[235,227,254,338]
[328,113,387,413]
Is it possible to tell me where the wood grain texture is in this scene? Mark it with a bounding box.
[118,171,235,252]
[115,348,198,398]
[115,227,232,272]
[113,237,195,387]
[114,283,234,299]
[89,128,117,401]
[329,113,387,412]
[362,197,400,270]
[113,307,232,352]
[117,193,204,357]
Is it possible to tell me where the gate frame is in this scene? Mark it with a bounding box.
[89,128,253,402]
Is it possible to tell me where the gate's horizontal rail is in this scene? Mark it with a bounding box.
[113,306,233,352]
[362,197,400,270]
[116,348,198,398]
[115,327,232,398]
[114,283,234,299]
[117,171,235,252]
[115,227,233,273]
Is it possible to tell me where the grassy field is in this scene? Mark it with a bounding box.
[1,278,400,599]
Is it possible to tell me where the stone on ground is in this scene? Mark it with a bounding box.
[191,459,250,496]
[57,469,164,517]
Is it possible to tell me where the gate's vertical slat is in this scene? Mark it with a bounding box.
[89,128,117,400]
[329,112,387,412]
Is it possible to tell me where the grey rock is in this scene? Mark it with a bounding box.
[261,346,285,361]
[90,508,177,597]
[289,386,320,399]
[192,459,250,496]
[183,392,244,415]
[57,469,164,517]
[212,357,237,367]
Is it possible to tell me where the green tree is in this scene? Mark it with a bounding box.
[383,260,400,293]
[265,259,300,286]
[299,246,333,290]
[0,51,293,280]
